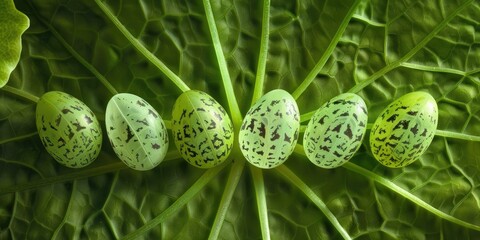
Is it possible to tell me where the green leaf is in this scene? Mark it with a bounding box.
[2,0,480,239]
[0,0,29,87]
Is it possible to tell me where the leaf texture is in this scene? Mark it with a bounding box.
[1,0,480,239]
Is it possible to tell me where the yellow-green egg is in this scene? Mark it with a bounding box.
[36,91,102,168]
[172,90,234,168]
[370,91,438,168]
[304,93,368,168]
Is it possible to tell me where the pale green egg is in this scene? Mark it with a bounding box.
[105,93,169,171]
[303,93,368,168]
[239,89,300,169]
[370,91,438,168]
[171,90,234,168]
[36,91,102,168]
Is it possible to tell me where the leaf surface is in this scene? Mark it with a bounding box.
[1,0,480,239]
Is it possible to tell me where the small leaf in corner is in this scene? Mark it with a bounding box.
[0,0,29,88]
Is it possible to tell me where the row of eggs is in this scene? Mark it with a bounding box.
[35,89,438,170]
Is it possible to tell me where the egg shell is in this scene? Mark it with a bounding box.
[303,93,368,168]
[171,90,234,168]
[105,93,169,171]
[36,91,102,168]
[370,91,438,168]
[239,89,300,169]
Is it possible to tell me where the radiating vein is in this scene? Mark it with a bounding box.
[94,0,190,93]
[26,2,119,96]
[250,166,271,240]
[400,62,475,76]
[352,14,386,27]
[0,151,181,195]
[208,159,245,240]
[1,85,39,103]
[0,132,38,145]
[341,162,480,231]
[0,160,125,195]
[276,163,352,240]
[435,130,480,141]
[291,0,362,100]
[121,164,226,239]
[300,111,315,123]
[202,0,243,129]
[251,0,271,105]
[347,0,474,93]
[293,144,480,231]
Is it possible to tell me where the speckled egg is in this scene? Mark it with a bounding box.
[370,91,438,168]
[36,91,102,168]
[239,89,300,169]
[105,93,169,171]
[303,93,368,168]
[171,90,234,168]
